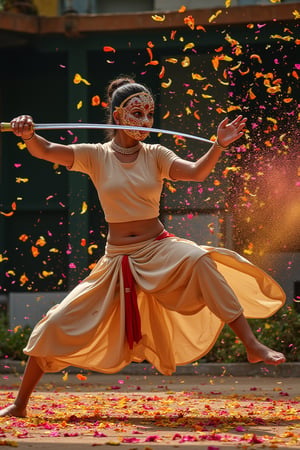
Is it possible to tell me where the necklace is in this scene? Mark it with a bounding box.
[111,140,142,155]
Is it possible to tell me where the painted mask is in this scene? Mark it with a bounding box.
[116,92,154,141]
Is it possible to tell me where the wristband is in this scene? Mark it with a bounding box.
[23,132,35,141]
[215,138,228,150]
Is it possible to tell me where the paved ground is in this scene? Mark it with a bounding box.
[0,371,299,449]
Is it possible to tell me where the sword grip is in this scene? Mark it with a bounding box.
[0,122,13,132]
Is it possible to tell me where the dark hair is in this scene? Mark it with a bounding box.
[105,76,153,139]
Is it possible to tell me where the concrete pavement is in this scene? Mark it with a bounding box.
[0,370,299,449]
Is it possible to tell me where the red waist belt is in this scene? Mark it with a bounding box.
[121,230,174,349]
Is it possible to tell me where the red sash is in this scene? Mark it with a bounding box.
[122,230,174,348]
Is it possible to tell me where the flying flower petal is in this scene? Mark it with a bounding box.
[152,14,165,21]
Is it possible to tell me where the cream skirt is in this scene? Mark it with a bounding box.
[24,234,285,375]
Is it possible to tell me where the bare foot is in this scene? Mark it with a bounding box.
[247,342,286,365]
[0,404,27,418]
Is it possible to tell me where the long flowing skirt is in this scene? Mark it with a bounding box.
[24,234,285,375]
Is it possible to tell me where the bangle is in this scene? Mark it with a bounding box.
[23,132,35,141]
[215,138,228,150]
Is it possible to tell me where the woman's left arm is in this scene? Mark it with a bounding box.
[169,115,247,181]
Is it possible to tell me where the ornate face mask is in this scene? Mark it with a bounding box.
[115,92,154,141]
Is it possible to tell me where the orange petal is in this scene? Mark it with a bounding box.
[103,46,116,53]
[19,234,29,242]
[77,374,87,381]
[250,54,262,64]
[31,246,39,257]
[20,273,29,286]
[92,95,101,106]
[159,66,165,79]
[184,15,195,30]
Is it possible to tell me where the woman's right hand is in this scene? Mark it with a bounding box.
[10,115,74,167]
[11,115,35,140]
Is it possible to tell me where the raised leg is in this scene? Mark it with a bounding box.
[228,313,286,365]
[0,356,44,417]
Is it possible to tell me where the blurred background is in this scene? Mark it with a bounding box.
[0,0,299,327]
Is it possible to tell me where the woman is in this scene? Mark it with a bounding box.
[0,77,285,418]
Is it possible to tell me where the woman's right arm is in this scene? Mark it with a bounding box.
[11,115,74,167]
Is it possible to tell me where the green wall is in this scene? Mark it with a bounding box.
[0,19,299,296]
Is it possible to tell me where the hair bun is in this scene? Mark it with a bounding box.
[106,76,136,102]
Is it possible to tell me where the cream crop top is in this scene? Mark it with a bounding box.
[69,140,179,223]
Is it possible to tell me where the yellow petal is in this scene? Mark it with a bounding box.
[165,58,178,64]
[161,78,172,88]
[208,9,222,22]
[183,42,195,51]
[152,14,165,21]
[192,72,206,81]
[181,56,190,67]
[80,201,88,214]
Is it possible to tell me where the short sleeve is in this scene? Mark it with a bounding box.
[68,143,102,177]
[155,145,180,180]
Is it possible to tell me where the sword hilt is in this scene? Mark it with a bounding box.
[0,122,12,132]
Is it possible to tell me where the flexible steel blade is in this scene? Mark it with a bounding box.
[0,122,214,144]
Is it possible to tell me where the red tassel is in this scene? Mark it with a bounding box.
[122,231,174,348]
[122,255,142,349]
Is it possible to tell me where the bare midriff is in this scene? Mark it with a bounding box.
[107,217,164,245]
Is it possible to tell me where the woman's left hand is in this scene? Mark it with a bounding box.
[216,115,247,148]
